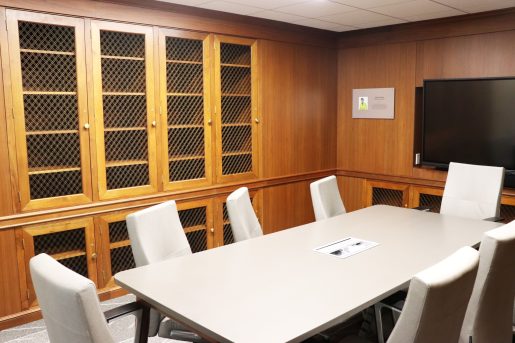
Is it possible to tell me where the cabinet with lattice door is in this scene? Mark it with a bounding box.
[214,36,259,183]
[158,29,214,191]
[6,10,93,211]
[90,21,158,200]
[16,218,97,309]
[97,199,215,289]
[365,181,410,208]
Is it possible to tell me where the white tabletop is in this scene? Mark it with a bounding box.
[115,205,502,343]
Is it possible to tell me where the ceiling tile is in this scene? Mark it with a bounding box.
[403,8,465,21]
[370,0,464,19]
[331,0,412,9]
[276,1,355,17]
[293,18,344,30]
[250,10,306,23]
[435,0,515,13]
[196,1,262,15]
[322,9,404,27]
[220,0,306,10]
[358,17,409,28]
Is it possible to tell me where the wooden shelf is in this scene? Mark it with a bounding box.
[51,249,86,261]
[110,240,131,249]
[221,63,250,68]
[222,123,251,127]
[26,129,79,136]
[222,93,251,97]
[106,160,148,168]
[167,59,202,65]
[101,55,144,61]
[169,154,204,161]
[222,151,251,157]
[103,92,145,96]
[28,165,81,175]
[20,48,74,56]
[184,224,206,234]
[167,92,203,97]
[168,124,203,129]
[23,91,76,95]
[104,127,146,132]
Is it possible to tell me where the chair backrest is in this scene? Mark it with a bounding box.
[388,247,479,343]
[440,162,504,219]
[226,187,262,242]
[310,175,346,221]
[30,253,114,343]
[126,200,192,267]
[459,222,515,343]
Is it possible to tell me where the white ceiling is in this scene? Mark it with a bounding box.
[157,0,515,31]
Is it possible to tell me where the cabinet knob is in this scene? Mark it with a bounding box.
[151,120,157,127]
[84,123,90,129]
[254,118,260,124]
[210,228,214,233]
[207,119,212,125]
[91,253,97,260]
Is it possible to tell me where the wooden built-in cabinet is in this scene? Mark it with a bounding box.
[91,21,158,200]
[16,217,97,308]
[7,11,93,211]
[365,180,410,208]
[6,10,260,212]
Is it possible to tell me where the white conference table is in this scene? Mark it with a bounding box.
[115,205,502,343]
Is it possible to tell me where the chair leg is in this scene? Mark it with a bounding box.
[134,302,150,343]
[374,304,385,343]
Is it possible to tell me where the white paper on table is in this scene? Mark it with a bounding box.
[314,237,379,259]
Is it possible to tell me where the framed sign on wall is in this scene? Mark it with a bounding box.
[352,88,395,119]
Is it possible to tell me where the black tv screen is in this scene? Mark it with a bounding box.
[422,78,515,171]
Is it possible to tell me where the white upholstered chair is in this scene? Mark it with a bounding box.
[126,200,203,342]
[310,175,346,221]
[30,253,145,343]
[440,162,504,220]
[459,222,515,343]
[226,187,262,242]
[378,247,480,343]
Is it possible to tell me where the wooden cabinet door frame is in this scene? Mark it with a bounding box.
[409,185,443,209]
[365,180,410,208]
[90,20,158,200]
[176,198,215,252]
[16,217,97,309]
[214,35,260,183]
[6,10,93,211]
[158,29,214,191]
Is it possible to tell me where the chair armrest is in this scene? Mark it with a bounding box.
[170,330,209,343]
[412,206,432,212]
[483,216,504,222]
[104,301,142,323]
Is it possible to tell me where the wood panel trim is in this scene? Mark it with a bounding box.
[0,0,337,48]
[338,7,515,49]
[337,169,515,197]
[0,169,337,229]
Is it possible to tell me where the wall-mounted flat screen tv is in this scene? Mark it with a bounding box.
[422,77,515,174]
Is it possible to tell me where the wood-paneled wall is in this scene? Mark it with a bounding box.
[337,9,515,202]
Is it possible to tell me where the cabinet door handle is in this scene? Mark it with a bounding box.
[84,123,90,129]
[210,228,214,233]
[254,118,260,124]
[207,119,212,125]
[151,120,157,127]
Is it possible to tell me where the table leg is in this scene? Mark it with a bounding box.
[134,301,150,343]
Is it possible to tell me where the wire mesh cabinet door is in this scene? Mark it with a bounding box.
[410,186,443,213]
[177,199,215,253]
[6,10,93,211]
[365,181,410,208]
[90,21,158,200]
[16,218,97,309]
[158,29,213,191]
[97,210,137,289]
[214,36,260,183]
